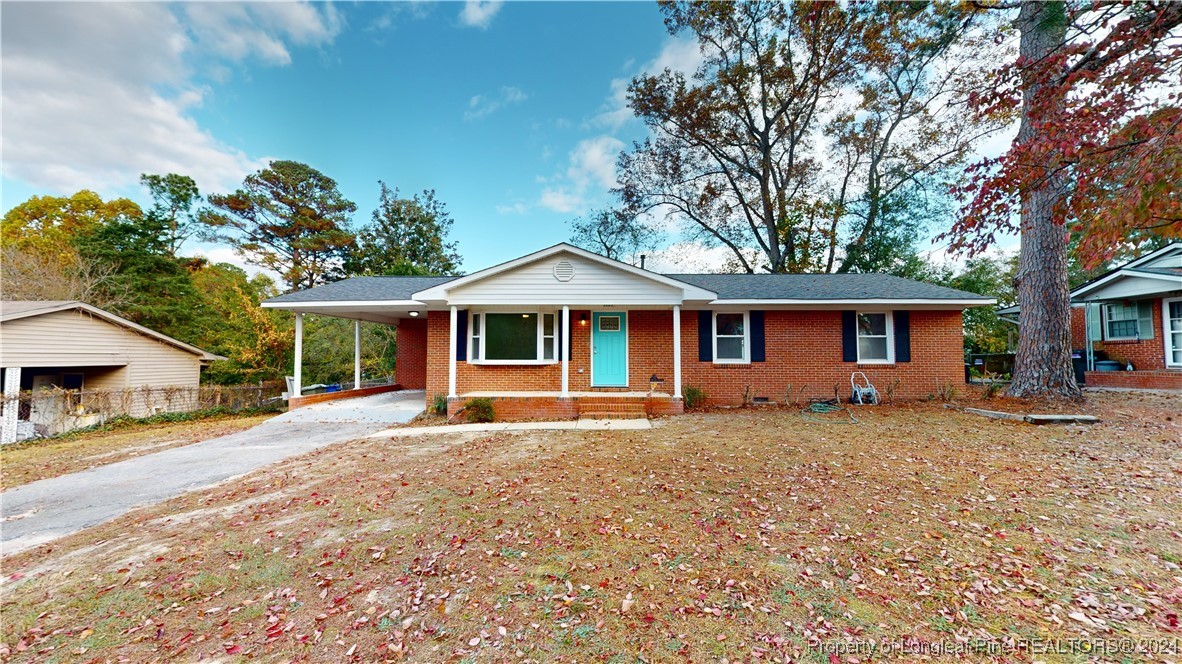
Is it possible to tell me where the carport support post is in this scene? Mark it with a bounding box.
[293,313,303,398]
[354,320,361,390]
[672,305,681,399]
[448,306,457,398]
[561,306,570,397]
[2,367,20,444]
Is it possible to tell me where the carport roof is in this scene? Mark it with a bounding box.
[263,276,456,304]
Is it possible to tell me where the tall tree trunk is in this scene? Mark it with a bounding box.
[1009,1,1080,398]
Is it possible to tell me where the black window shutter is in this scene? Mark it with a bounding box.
[841,311,857,362]
[894,310,911,363]
[698,310,713,362]
[455,310,468,361]
[750,310,766,362]
[556,314,564,361]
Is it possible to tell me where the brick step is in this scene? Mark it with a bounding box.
[577,399,647,406]
[578,410,649,420]
[577,402,646,412]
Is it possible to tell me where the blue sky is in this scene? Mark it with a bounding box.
[1,1,706,273]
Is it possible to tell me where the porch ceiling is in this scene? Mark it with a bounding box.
[261,303,423,325]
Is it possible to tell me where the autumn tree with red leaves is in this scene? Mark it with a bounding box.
[943,1,1182,398]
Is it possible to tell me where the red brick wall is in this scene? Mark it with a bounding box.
[424,308,966,406]
[1072,299,1166,370]
[395,318,428,389]
[681,309,965,404]
[288,384,402,409]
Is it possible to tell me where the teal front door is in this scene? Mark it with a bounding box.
[592,312,628,387]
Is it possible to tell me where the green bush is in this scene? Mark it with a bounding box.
[464,397,495,423]
[682,385,706,410]
[431,394,448,416]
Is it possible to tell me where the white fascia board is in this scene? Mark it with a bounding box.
[702,298,996,308]
[1072,269,1182,300]
[411,243,718,302]
[261,299,425,309]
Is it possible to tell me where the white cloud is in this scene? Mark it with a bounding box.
[464,86,527,121]
[459,0,503,29]
[591,37,704,130]
[537,136,625,214]
[191,244,280,282]
[0,2,340,197]
[539,189,583,214]
[495,202,529,215]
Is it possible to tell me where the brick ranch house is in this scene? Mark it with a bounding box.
[263,244,994,418]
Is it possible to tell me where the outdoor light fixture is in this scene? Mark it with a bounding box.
[409,311,420,317]
[579,313,588,325]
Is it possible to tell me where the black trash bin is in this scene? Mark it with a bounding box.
[1070,351,1087,386]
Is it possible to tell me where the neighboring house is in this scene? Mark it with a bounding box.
[1074,243,1181,389]
[0,301,225,441]
[263,244,992,418]
[998,242,1182,389]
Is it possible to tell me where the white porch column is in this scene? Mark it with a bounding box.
[672,305,682,398]
[448,305,458,398]
[2,367,21,445]
[354,320,362,389]
[293,313,303,398]
[561,306,570,397]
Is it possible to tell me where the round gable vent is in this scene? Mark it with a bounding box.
[553,260,575,282]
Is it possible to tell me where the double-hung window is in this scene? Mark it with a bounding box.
[1104,303,1139,340]
[469,312,558,363]
[856,312,893,363]
[713,312,749,363]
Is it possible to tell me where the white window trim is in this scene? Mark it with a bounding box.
[1164,297,1182,368]
[856,311,895,364]
[1103,302,1140,341]
[712,311,750,364]
[468,311,559,364]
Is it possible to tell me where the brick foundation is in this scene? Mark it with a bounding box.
[1084,370,1182,390]
[288,384,402,409]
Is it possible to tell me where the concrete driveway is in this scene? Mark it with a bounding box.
[1,390,424,556]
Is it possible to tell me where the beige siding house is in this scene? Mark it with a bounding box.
[0,301,224,442]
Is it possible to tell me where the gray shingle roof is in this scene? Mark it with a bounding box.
[263,276,456,303]
[264,272,990,304]
[1129,267,1182,278]
[665,273,991,301]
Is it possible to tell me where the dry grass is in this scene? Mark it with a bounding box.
[1,391,1179,662]
[0,414,275,491]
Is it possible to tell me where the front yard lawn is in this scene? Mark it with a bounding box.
[1,391,1179,661]
[0,414,276,491]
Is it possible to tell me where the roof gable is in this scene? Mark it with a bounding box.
[1071,242,1182,301]
[412,244,717,305]
[0,301,225,361]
